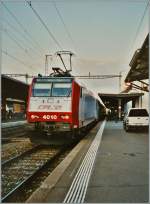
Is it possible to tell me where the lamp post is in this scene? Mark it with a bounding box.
[118,70,127,120]
[119,71,122,93]
[118,99,121,120]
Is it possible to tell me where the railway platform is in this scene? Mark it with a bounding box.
[2,120,27,129]
[27,120,149,203]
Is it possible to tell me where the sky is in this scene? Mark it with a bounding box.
[0,0,149,94]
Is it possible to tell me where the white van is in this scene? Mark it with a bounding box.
[123,108,149,132]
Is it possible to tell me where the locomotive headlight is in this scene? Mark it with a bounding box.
[61,115,70,119]
[31,115,34,119]
[65,115,69,119]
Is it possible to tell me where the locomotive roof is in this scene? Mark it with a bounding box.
[34,76,74,79]
[33,76,74,82]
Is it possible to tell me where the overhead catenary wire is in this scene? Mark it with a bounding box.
[2,0,149,3]
[2,27,43,66]
[2,28,32,56]
[77,74,121,79]
[2,50,34,70]
[2,73,122,79]
[2,26,43,69]
[130,0,149,52]
[0,0,45,54]
[25,0,63,50]
[52,1,77,52]
[2,17,43,58]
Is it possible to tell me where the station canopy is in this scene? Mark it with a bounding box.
[2,74,29,102]
[98,93,144,104]
[125,34,149,83]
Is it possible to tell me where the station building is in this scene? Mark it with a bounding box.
[1,74,29,121]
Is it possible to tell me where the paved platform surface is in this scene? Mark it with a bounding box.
[85,121,149,203]
[27,121,149,203]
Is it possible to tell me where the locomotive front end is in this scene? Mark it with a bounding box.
[27,77,74,137]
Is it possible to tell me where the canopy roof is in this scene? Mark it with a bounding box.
[98,92,144,104]
[125,34,149,82]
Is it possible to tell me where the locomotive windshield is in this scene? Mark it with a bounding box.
[52,83,72,97]
[33,83,52,97]
[32,82,72,97]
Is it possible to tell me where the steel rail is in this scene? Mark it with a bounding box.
[2,137,29,144]
[2,124,32,141]
[2,145,40,166]
[1,146,65,203]
[2,129,28,138]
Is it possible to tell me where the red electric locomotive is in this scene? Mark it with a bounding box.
[27,75,106,144]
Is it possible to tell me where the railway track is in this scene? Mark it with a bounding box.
[2,144,39,166]
[1,137,35,163]
[2,125,28,137]
[1,144,68,202]
[1,122,95,202]
[2,123,33,143]
[2,137,29,144]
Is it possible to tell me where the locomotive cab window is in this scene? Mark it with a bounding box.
[52,83,72,97]
[32,83,52,96]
